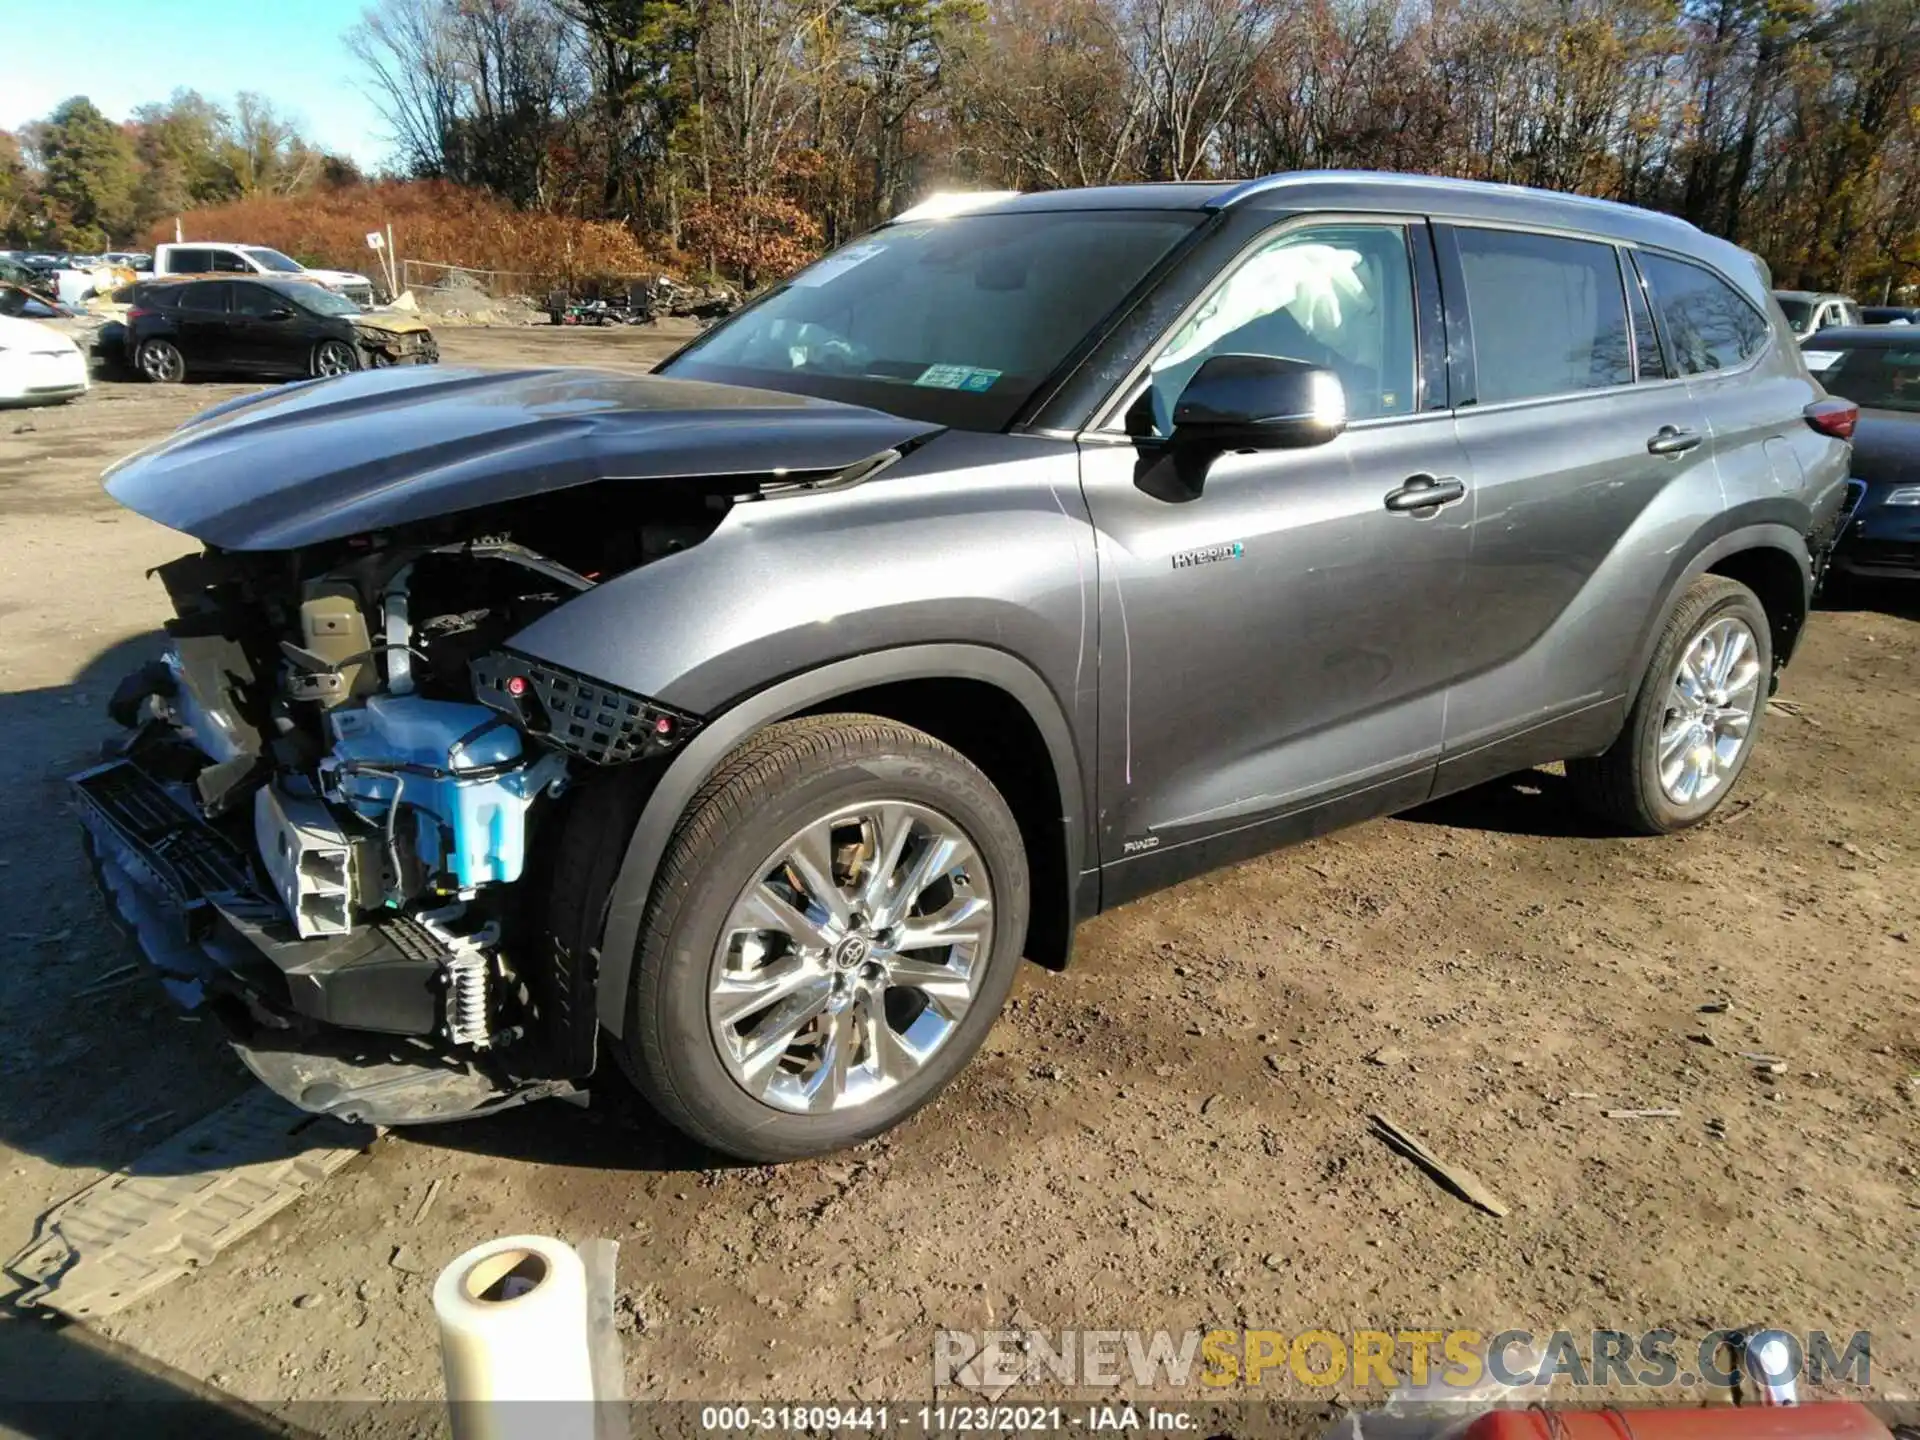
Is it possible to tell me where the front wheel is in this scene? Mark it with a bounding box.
[1568,575,1771,833]
[312,339,359,378]
[617,716,1030,1161]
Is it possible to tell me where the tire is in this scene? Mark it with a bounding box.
[616,715,1030,1162]
[136,338,184,384]
[312,339,359,378]
[1568,575,1771,834]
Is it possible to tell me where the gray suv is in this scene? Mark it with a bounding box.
[82,172,1852,1160]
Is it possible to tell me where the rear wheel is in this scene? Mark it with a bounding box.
[1569,575,1771,833]
[136,338,184,384]
[617,715,1030,1162]
[312,339,359,378]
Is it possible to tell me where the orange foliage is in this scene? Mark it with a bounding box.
[680,192,823,288]
[146,180,659,289]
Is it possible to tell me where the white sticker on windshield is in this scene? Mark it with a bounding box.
[1803,350,1842,371]
[914,364,1002,393]
[789,242,886,288]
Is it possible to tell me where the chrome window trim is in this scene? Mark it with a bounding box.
[1619,242,1776,383]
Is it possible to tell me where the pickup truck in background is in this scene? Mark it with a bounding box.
[152,243,377,307]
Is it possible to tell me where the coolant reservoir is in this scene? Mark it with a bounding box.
[328,696,565,892]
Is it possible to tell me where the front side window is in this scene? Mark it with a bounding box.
[1456,228,1632,403]
[1641,253,1770,374]
[1133,223,1418,435]
[662,210,1202,431]
[293,285,364,317]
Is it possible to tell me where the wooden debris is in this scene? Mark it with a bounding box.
[1604,1108,1681,1119]
[1367,1114,1509,1218]
[411,1177,444,1225]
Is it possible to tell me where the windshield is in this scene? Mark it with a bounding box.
[1816,344,1920,413]
[1776,297,1812,331]
[244,247,305,273]
[291,285,364,317]
[662,210,1203,429]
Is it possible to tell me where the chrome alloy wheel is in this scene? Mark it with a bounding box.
[138,340,182,383]
[708,801,993,1114]
[314,340,357,376]
[1657,615,1762,805]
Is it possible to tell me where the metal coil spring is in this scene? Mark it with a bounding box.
[444,950,492,1049]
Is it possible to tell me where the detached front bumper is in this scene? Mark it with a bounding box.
[357,331,438,368]
[72,752,570,1125]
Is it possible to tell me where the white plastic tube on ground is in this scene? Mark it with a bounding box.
[434,1233,597,1440]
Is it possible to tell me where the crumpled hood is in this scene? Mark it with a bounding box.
[350,310,433,338]
[103,366,943,550]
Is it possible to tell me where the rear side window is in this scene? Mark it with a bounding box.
[170,249,211,272]
[1637,252,1769,374]
[176,283,230,315]
[209,250,252,273]
[1455,228,1632,403]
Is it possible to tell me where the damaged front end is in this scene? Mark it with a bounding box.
[80,522,708,1125]
[76,366,941,1125]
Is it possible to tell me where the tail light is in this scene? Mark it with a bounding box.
[1805,398,1859,439]
[127,306,154,322]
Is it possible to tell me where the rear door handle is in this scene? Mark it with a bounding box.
[1384,474,1467,513]
[1648,425,1703,456]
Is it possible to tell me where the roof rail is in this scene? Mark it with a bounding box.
[1207,170,1701,231]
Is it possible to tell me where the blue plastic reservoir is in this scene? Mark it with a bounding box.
[328,695,566,891]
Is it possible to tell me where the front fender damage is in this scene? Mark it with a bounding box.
[76,437,918,1124]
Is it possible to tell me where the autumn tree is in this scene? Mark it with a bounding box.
[35,97,141,249]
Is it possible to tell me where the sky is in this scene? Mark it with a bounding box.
[0,0,391,169]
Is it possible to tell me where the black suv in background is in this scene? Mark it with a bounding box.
[122,277,437,383]
[83,173,1850,1161]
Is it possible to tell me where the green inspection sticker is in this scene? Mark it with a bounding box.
[915,364,1002,393]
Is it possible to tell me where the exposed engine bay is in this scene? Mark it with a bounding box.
[75,492,721,1124]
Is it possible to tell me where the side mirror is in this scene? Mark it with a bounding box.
[1170,353,1347,453]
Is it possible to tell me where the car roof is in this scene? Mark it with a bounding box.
[153,274,322,292]
[1803,326,1920,347]
[896,169,1753,277]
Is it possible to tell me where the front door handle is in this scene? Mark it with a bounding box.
[1648,425,1703,456]
[1384,474,1467,513]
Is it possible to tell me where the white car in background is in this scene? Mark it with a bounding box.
[152,243,377,307]
[0,314,90,406]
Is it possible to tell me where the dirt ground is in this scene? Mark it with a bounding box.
[0,324,1914,1427]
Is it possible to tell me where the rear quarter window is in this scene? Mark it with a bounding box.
[1639,253,1770,374]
